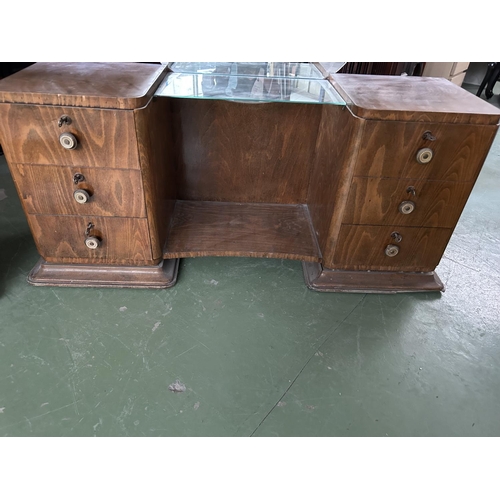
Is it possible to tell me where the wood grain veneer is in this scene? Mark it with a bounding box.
[164,201,321,262]
[170,99,322,203]
[134,96,177,260]
[353,120,498,182]
[11,164,146,218]
[0,63,168,109]
[332,224,453,272]
[0,104,140,168]
[330,74,500,125]
[306,104,364,263]
[27,214,154,265]
[343,177,474,228]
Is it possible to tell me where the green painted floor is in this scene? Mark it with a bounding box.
[1,89,499,437]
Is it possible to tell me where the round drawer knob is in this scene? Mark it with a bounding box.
[399,200,416,215]
[73,189,90,204]
[85,236,100,249]
[59,132,78,150]
[416,147,433,164]
[385,244,399,257]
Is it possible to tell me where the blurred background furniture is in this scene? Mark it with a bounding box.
[421,62,470,86]
[339,62,424,76]
[476,62,500,99]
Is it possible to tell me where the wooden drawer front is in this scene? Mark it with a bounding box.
[332,225,453,272]
[0,104,140,168]
[344,177,474,228]
[27,214,152,264]
[13,164,146,218]
[354,120,497,182]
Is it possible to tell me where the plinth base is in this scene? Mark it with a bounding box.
[27,258,179,289]
[302,262,444,294]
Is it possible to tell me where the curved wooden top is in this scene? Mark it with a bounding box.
[331,74,500,125]
[0,62,168,109]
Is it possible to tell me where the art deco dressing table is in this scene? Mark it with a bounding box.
[0,62,498,292]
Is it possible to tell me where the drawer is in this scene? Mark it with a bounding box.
[343,177,474,228]
[12,164,146,218]
[332,224,453,272]
[354,120,497,182]
[0,104,140,168]
[27,214,153,264]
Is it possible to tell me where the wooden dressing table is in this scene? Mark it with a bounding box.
[0,62,498,292]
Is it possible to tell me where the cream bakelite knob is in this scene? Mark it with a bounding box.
[399,200,416,215]
[59,132,78,150]
[73,189,90,204]
[416,147,433,164]
[85,236,100,249]
[385,244,399,257]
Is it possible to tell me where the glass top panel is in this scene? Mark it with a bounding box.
[168,62,324,80]
[155,73,345,105]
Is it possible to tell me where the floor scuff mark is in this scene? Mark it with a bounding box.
[204,279,219,286]
[168,380,186,393]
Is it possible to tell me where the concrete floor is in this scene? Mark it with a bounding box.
[0,88,499,437]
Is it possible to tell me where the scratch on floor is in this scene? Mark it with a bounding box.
[175,345,197,358]
[356,327,362,365]
[93,418,103,431]
[378,295,388,331]
[117,398,135,432]
[99,331,134,353]
[250,294,367,436]
[443,255,480,273]
[70,379,80,416]
[268,366,275,386]
[0,401,82,432]
[24,416,33,431]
